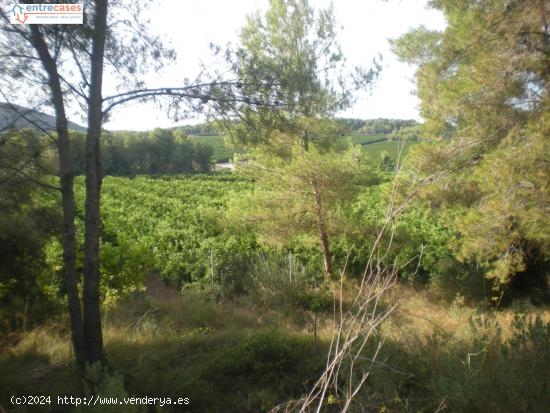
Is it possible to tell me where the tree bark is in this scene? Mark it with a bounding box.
[83,0,108,365]
[311,179,333,279]
[304,129,333,277]
[29,26,86,366]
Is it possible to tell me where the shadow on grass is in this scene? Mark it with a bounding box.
[3,291,549,413]
[105,328,325,413]
[0,348,79,413]
[1,293,327,413]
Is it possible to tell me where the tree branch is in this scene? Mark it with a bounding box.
[102,81,286,115]
[0,162,61,192]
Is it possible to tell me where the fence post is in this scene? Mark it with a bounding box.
[313,313,318,354]
[210,250,215,302]
[289,251,292,283]
[221,269,225,299]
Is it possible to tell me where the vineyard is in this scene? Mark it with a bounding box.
[5,172,550,413]
[47,169,450,302]
[71,175,256,295]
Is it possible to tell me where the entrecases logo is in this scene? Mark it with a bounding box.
[10,3,83,25]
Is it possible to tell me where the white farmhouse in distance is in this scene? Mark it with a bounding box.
[214,162,236,172]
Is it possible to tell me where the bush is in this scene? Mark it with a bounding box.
[202,329,324,412]
[77,363,145,413]
[245,254,331,321]
[364,309,550,412]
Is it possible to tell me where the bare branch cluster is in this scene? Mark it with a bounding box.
[269,139,441,412]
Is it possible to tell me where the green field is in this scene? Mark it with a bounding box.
[189,134,417,163]
[361,140,417,160]
[349,133,388,145]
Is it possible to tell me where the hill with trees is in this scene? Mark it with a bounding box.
[0,102,86,133]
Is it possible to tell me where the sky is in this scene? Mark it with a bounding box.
[103,0,446,131]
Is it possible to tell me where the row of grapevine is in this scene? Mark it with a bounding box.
[71,175,258,297]
[40,173,454,302]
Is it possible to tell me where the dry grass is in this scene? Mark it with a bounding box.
[383,284,550,344]
[2,282,549,412]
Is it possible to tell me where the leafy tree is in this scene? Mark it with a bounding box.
[1,0,270,364]
[211,0,378,149]
[173,122,218,136]
[389,124,424,142]
[0,129,61,330]
[72,129,214,176]
[393,0,550,294]
[210,0,379,278]
[336,118,367,133]
[359,118,418,135]
[228,143,374,279]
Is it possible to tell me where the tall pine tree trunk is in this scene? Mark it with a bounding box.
[29,26,86,366]
[312,179,333,279]
[305,129,334,278]
[83,0,108,365]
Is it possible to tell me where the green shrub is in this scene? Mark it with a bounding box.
[245,254,330,321]
[77,363,145,413]
[201,329,323,412]
[364,310,550,412]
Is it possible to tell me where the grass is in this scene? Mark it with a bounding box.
[103,296,323,412]
[362,287,550,412]
[1,284,549,412]
[1,290,326,413]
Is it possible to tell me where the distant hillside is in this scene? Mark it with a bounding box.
[173,118,421,137]
[0,102,86,133]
